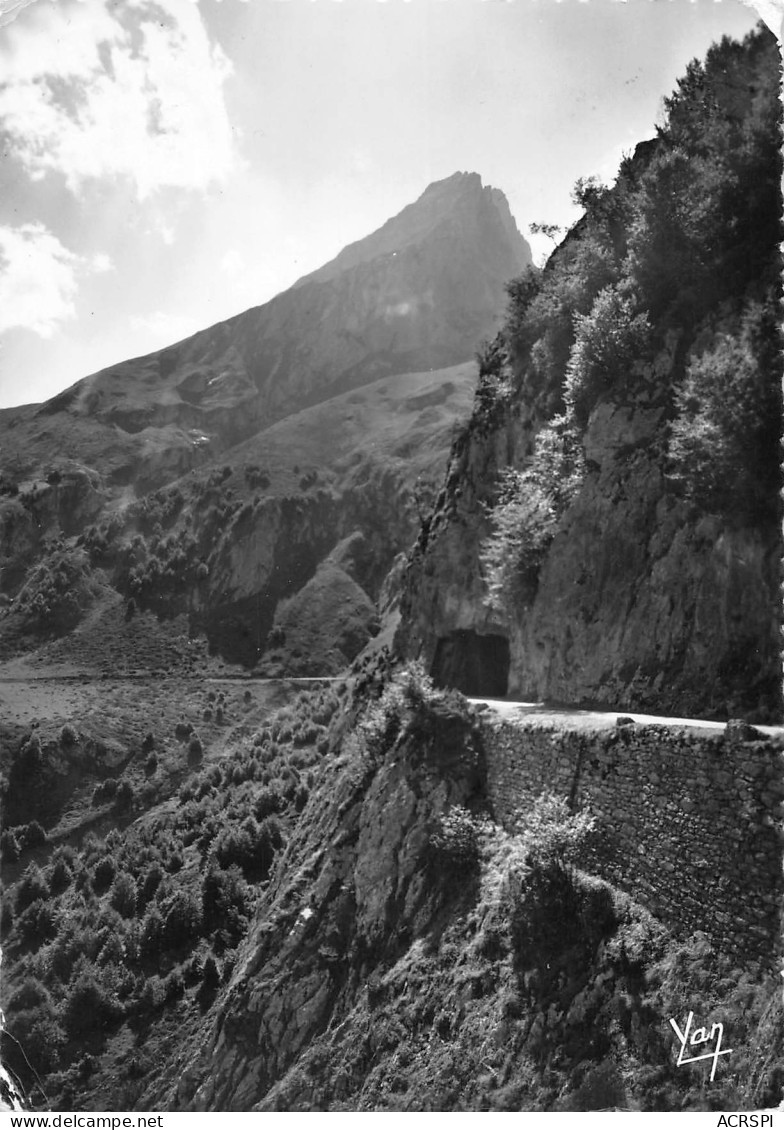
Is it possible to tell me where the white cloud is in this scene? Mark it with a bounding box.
[0,0,238,199]
[0,223,111,337]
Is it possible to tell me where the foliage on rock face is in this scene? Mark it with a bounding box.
[512,793,596,874]
[506,796,607,980]
[430,806,485,873]
[480,416,584,612]
[466,24,781,615]
[668,297,781,517]
[564,287,651,428]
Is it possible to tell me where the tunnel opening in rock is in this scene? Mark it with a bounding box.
[431,630,510,697]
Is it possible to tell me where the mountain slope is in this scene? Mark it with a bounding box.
[0,175,528,671]
[0,173,529,491]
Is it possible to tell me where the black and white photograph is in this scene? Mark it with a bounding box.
[0,0,782,1115]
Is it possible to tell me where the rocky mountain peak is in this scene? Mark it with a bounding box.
[296,171,530,288]
[1,173,530,489]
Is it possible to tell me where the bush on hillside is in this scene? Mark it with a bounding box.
[430,806,483,873]
[668,299,781,518]
[564,287,651,427]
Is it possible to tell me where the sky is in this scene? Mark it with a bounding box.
[0,0,773,408]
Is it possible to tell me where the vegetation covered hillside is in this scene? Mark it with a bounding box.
[1,28,782,1117]
[398,24,783,721]
[0,677,344,1110]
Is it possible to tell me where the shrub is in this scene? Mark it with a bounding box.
[161,891,201,950]
[1,896,15,937]
[15,863,49,912]
[49,856,73,896]
[480,415,584,614]
[138,975,165,1014]
[110,872,137,919]
[74,868,94,900]
[60,724,78,747]
[18,733,42,773]
[17,898,58,946]
[164,968,185,1002]
[183,953,203,987]
[253,785,284,821]
[564,286,651,428]
[480,469,556,613]
[430,806,483,873]
[6,983,65,1073]
[63,971,119,1036]
[201,864,251,941]
[508,794,603,985]
[137,862,164,910]
[139,906,164,962]
[114,780,134,812]
[668,301,781,517]
[92,856,117,894]
[8,976,51,1014]
[19,820,46,850]
[214,815,283,880]
[188,735,204,766]
[145,752,158,777]
[514,793,596,874]
[1,829,20,863]
[197,954,221,1004]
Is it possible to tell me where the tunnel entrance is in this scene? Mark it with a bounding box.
[431,630,510,697]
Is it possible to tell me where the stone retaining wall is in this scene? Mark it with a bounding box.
[481,716,784,962]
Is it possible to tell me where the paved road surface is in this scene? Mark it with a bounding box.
[468,698,784,737]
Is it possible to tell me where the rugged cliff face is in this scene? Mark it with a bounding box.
[397,27,783,721]
[398,358,781,718]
